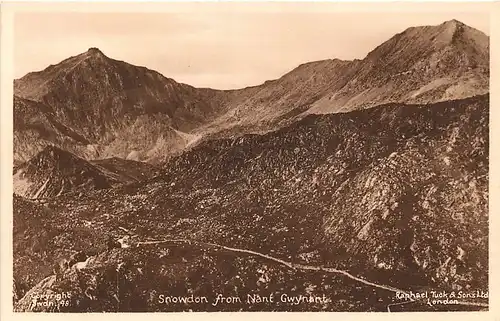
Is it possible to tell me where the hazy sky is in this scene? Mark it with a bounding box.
[14,4,490,89]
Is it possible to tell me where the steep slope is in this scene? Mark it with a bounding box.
[13,95,488,311]
[14,48,228,163]
[203,59,361,135]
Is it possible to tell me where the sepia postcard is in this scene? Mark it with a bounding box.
[1,1,499,320]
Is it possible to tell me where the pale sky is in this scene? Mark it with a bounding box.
[13,4,490,90]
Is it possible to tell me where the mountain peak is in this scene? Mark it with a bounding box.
[437,19,489,50]
[443,19,465,27]
[439,19,467,36]
[83,47,108,61]
[399,19,484,42]
[87,47,104,55]
[367,18,488,61]
[442,19,470,28]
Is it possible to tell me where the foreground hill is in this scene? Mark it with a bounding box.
[13,146,158,199]
[156,95,488,292]
[13,20,489,163]
[13,95,488,311]
[13,146,111,199]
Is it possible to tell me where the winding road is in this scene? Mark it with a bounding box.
[136,238,488,311]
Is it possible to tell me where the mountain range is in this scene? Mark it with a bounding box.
[14,19,488,164]
[12,19,489,312]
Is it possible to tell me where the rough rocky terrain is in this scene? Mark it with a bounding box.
[12,94,489,312]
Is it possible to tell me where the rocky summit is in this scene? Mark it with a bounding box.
[12,19,489,312]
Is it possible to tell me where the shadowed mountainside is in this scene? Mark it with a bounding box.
[13,96,92,166]
[90,157,160,186]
